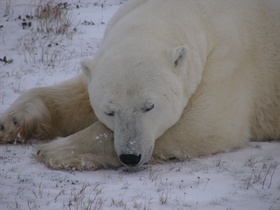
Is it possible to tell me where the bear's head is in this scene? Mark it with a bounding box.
[82,45,197,167]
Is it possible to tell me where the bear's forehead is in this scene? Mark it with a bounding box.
[96,67,161,92]
[109,84,151,99]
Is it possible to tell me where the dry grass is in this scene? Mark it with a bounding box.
[17,33,76,69]
[34,1,74,36]
[62,183,106,210]
[16,0,77,69]
[3,0,12,17]
[241,156,279,190]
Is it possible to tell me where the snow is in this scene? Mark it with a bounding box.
[0,1,279,209]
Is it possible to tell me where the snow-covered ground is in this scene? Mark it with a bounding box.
[0,1,279,209]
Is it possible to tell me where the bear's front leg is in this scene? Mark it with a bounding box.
[36,121,122,170]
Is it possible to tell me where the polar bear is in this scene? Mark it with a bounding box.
[0,0,280,170]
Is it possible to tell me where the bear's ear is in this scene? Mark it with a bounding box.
[81,58,93,78]
[172,45,188,69]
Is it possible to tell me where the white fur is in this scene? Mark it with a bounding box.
[82,0,280,164]
[1,0,279,170]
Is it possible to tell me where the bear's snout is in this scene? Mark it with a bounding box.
[119,154,141,166]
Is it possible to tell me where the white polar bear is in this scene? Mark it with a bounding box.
[0,0,279,170]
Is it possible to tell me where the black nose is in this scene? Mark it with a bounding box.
[119,154,141,166]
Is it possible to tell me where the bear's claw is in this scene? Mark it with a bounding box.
[0,123,5,131]
[0,113,27,144]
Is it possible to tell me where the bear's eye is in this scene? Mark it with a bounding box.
[141,103,154,113]
[105,111,115,117]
